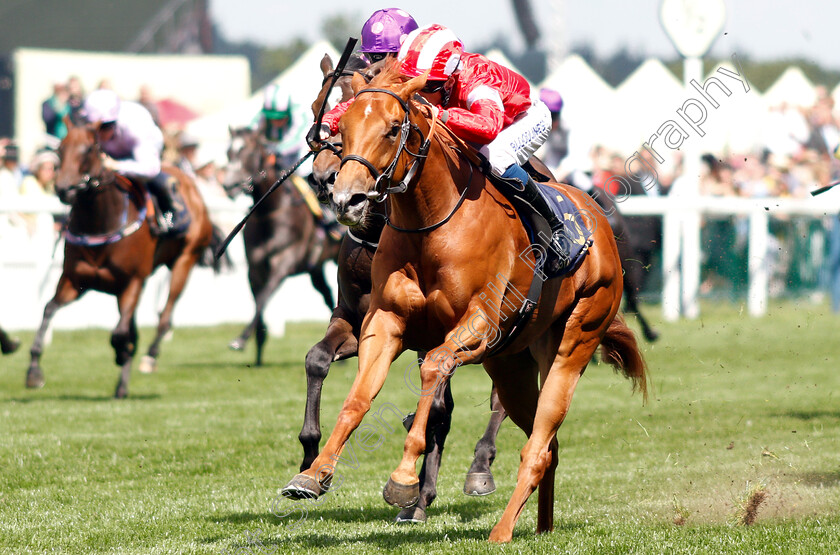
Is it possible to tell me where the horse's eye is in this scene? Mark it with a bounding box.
[388,124,400,138]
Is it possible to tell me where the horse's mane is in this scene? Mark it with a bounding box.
[367,59,411,89]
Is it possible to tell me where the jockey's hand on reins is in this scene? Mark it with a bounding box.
[306,123,331,151]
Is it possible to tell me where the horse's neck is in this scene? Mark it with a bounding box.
[68,183,131,235]
[388,135,468,231]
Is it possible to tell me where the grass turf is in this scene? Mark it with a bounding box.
[1,300,839,554]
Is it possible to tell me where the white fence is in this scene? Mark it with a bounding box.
[2,194,839,334]
[0,197,337,335]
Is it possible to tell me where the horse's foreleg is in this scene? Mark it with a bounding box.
[299,310,356,471]
[385,322,486,509]
[395,378,454,523]
[141,251,200,374]
[464,385,507,496]
[282,310,403,500]
[309,265,335,311]
[27,276,80,389]
[112,278,144,398]
[239,251,298,366]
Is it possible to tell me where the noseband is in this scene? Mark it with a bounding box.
[339,88,432,203]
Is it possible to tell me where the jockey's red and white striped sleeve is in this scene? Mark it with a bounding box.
[398,24,463,80]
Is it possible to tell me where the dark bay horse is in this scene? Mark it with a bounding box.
[299,54,506,523]
[282,67,647,542]
[223,127,341,366]
[25,121,213,398]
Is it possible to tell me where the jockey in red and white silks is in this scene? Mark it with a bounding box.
[397,24,551,177]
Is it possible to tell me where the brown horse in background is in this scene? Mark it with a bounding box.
[222,127,341,366]
[283,66,647,542]
[25,121,213,398]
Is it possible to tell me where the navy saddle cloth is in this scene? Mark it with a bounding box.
[525,184,593,279]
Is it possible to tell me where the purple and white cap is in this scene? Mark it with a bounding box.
[360,8,419,53]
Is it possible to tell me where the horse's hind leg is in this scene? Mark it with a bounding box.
[299,309,356,471]
[309,266,335,311]
[395,377,454,523]
[27,276,80,389]
[112,278,144,398]
[140,250,200,374]
[620,247,659,342]
[489,298,613,543]
[465,385,507,496]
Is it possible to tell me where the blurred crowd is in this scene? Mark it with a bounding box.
[0,75,230,239]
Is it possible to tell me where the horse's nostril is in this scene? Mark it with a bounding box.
[348,193,367,208]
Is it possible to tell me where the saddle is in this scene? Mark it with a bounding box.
[432,120,593,356]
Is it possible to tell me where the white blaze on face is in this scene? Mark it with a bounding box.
[364,104,373,118]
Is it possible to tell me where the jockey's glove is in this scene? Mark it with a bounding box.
[306,123,331,150]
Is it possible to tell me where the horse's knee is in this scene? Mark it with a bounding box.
[305,341,334,381]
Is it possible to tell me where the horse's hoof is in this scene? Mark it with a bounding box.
[383,477,419,508]
[138,355,157,374]
[228,339,245,351]
[1,337,20,355]
[114,385,128,399]
[395,505,427,524]
[281,473,324,500]
[645,329,660,342]
[464,472,496,496]
[25,374,45,389]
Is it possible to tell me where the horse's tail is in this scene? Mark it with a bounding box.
[199,223,233,274]
[600,314,649,402]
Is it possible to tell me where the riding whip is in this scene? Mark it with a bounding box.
[313,37,358,141]
[215,37,359,260]
[810,180,840,196]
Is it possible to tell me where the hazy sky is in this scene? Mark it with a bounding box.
[209,0,840,70]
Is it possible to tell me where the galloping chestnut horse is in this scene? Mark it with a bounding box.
[282,66,647,542]
[300,54,505,523]
[223,127,341,366]
[26,120,213,398]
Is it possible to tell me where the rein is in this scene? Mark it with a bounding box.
[340,87,471,233]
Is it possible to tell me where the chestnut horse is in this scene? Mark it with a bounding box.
[26,121,213,398]
[282,66,647,542]
[223,127,341,366]
[300,54,505,523]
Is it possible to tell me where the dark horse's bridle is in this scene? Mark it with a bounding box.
[339,87,472,233]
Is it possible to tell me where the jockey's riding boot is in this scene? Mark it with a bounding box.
[147,173,183,234]
[502,164,567,273]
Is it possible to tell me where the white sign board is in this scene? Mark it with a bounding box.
[660,0,726,58]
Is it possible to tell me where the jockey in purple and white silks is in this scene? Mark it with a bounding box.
[82,89,185,234]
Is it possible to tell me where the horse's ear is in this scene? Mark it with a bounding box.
[320,54,333,78]
[229,125,234,136]
[403,72,428,98]
[63,114,74,130]
[350,71,367,95]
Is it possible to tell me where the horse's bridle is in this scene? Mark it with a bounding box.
[339,88,432,204]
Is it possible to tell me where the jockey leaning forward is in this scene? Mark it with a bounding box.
[319,23,566,262]
[308,7,419,147]
[81,89,186,235]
